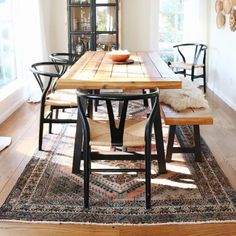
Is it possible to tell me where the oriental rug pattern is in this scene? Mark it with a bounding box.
[0,105,236,224]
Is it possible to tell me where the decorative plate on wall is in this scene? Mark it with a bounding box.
[229,8,236,31]
[216,12,226,28]
[215,0,223,13]
[223,0,233,14]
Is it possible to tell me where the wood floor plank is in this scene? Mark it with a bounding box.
[0,222,235,236]
[201,90,236,188]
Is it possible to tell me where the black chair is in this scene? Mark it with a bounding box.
[74,90,165,209]
[30,62,77,151]
[168,43,207,93]
[49,52,102,113]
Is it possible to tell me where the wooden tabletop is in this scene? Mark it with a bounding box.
[56,51,182,90]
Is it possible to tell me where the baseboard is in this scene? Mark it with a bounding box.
[0,81,27,124]
[207,83,236,112]
[0,99,26,124]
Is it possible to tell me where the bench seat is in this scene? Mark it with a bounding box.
[161,104,213,162]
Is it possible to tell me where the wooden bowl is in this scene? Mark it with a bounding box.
[107,50,130,62]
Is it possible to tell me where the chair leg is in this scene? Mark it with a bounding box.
[87,100,93,118]
[84,144,90,209]
[191,67,195,82]
[49,107,53,134]
[38,104,45,151]
[193,125,202,162]
[118,101,124,118]
[166,125,176,162]
[142,89,149,108]
[203,66,206,93]
[56,109,59,119]
[145,140,151,209]
[72,112,83,174]
[94,90,100,112]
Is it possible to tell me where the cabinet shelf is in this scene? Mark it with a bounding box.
[68,4,90,7]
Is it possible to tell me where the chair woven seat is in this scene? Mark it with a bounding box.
[88,118,147,146]
[169,62,204,70]
[46,91,77,107]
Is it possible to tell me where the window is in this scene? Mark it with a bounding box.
[0,0,17,87]
[158,0,184,63]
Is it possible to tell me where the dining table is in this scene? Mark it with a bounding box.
[56,51,182,175]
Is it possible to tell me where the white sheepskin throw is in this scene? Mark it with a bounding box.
[159,78,209,111]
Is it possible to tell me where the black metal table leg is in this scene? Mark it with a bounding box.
[194,125,202,162]
[166,125,176,162]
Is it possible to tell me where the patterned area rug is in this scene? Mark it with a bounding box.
[0,104,236,224]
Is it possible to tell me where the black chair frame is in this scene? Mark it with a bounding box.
[75,90,165,209]
[49,53,103,113]
[49,52,81,66]
[169,43,207,93]
[30,62,77,151]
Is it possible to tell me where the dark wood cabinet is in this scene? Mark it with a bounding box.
[67,0,119,55]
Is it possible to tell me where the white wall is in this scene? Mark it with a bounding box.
[0,81,27,124]
[208,0,236,110]
[121,0,159,51]
[41,0,68,54]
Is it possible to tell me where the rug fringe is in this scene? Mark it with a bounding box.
[0,219,236,226]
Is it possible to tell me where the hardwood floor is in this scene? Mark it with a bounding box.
[201,90,236,189]
[0,89,236,236]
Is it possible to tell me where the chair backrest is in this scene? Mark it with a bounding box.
[49,53,80,66]
[30,62,68,100]
[173,43,207,65]
[77,91,159,147]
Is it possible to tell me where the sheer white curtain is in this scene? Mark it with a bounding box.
[183,0,208,44]
[0,1,17,87]
[13,0,49,102]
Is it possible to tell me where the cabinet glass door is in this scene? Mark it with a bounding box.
[96,6,116,31]
[96,34,116,51]
[0,0,17,87]
[71,34,92,54]
[95,0,116,3]
[70,7,91,32]
[71,0,91,4]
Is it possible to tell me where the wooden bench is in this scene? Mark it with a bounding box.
[161,104,213,162]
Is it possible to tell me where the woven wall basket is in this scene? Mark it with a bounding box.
[215,0,223,13]
[223,0,233,14]
[230,8,236,31]
[216,12,226,28]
